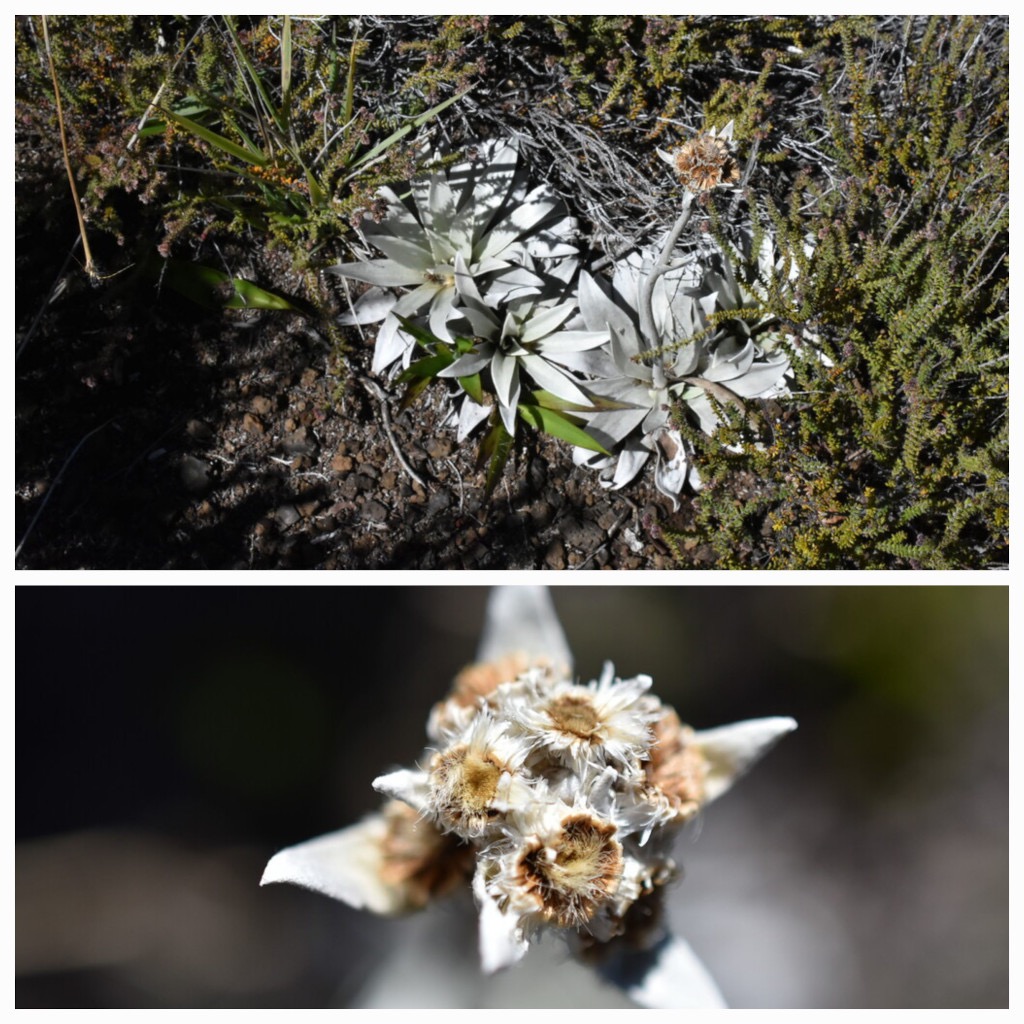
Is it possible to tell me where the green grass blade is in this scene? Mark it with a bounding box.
[223,15,288,137]
[227,276,297,310]
[530,387,635,412]
[347,85,475,174]
[160,106,267,166]
[343,24,359,125]
[280,15,293,116]
[399,376,433,410]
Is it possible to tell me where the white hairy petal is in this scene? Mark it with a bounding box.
[437,349,493,378]
[261,817,402,914]
[607,444,651,489]
[372,768,432,813]
[694,716,798,803]
[536,329,611,354]
[599,932,727,1009]
[456,395,492,442]
[720,353,791,397]
[473,862,529,974]
[476,585,572,673]
[371,314,415,374]
[367,232,434,274]
[427,286,458,344]
[363,185,418,235]
[651,427,688,510]
[581,401,651,451]
[491,350,519,409]
[578,269,637,339]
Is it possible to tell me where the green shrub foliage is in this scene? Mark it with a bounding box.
[664,17,1007,568]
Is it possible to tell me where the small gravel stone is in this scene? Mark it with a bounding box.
[427,489,451,514]
[561,516,603,551]
[530,501,554,527]
[426,437,453,459]
[274,504,301,529]
[250,395,273,415]
[544,537,566,569]
[185,419,213,442]
[361,500,388,522]
[180,455,210,494]
[281,426,317,457]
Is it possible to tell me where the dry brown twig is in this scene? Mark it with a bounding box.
[40,15,97,283]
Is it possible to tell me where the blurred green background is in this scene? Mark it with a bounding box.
[16,585,1007,1007]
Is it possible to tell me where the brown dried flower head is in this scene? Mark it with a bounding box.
[644,707,708,822]
[428,713,534,838]
[451,653,536,708]
[377,800,473,910]
[658,122,740,194]
[512,812,623,928]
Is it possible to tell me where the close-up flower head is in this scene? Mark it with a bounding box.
[262,587,796,1007]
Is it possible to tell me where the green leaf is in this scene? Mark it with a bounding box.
[527,388,596,413]
[399,376,433,410]
[342,23,359,126]
[160,260,297,311]
[518,404,609,455]
[459,373,485,404]
[396,352,454,384]
[478,415,514,498]
[410,84,476,129]
[528,388,635,413]
[394,314,448,352]
[227,276,297,311]
[304,167,327,207]
[159,106,268,166]
[223,15,288,137]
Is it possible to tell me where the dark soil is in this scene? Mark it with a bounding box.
[15,232,701,570]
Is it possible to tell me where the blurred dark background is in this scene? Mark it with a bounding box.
[16,585,1008,1008]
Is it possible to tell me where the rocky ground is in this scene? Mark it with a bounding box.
[15,239,709,570]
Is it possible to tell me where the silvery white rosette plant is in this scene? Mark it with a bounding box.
[572,206,794,508]
[330,138,580,374]
[329,127,811,502]
[262,587,796,1008]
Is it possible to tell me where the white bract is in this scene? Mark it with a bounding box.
[330,139,577,373]
[262,587,797,1008]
